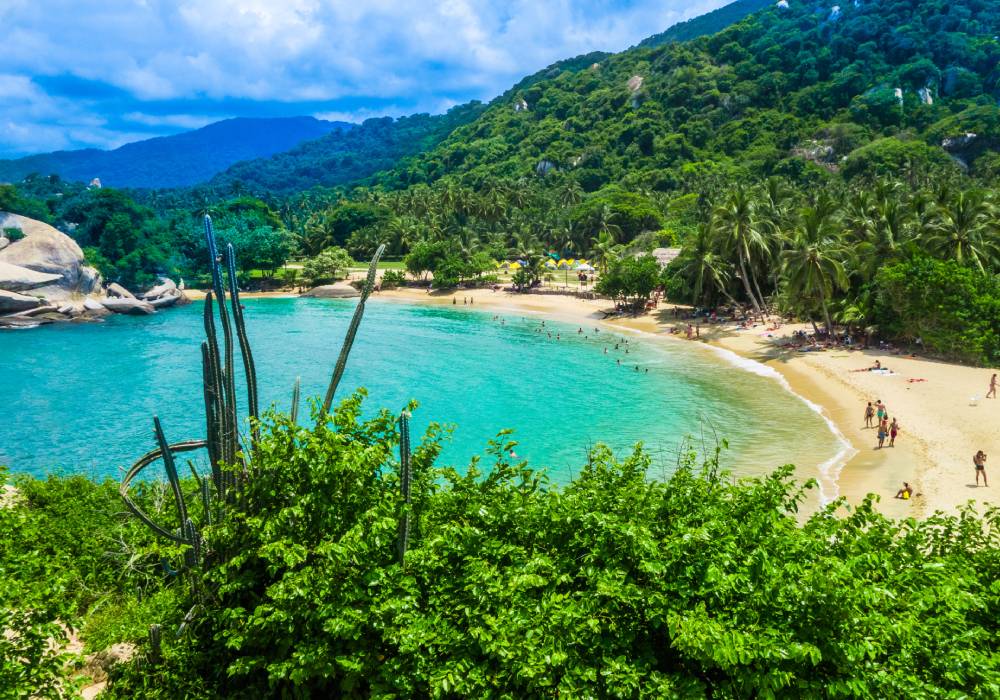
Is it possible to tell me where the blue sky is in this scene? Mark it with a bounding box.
[0,0,728,158]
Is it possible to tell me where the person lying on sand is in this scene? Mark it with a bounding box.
[895,482,914,500]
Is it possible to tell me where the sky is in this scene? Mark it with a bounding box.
[0,0,729,158]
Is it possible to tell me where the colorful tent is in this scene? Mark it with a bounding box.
[557,259,572,269]
[508,261,522,270]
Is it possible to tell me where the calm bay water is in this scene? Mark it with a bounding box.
[0,298,843,484]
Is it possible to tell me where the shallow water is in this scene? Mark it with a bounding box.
[0,298,843,485]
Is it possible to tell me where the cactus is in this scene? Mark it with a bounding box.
[321,244,386,414]
[396,410,412,565]
[148,624,162,665]
[121,214,389,591]
[225,243,259,436]
[290,376,301,424]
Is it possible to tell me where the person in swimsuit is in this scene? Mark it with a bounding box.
[988,373,997,399]
[875,400,885,424]
[895,482,913,499]
[877,418,888,449]
[974,451,988,487]
[864,402,875,428]
[889,418,899,447]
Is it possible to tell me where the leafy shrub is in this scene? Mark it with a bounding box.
[379,269,407,289]
[101,398,1000,698]
[2,226,24,242]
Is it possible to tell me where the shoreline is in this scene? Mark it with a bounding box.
[367,286,998,518]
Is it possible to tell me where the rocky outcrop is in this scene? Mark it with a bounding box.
[0,260,62,292]
[0,212,102,299]
[302,283,361,299]
[142,278,176,300]
[106,282,135,299]
[0,289,43,313]
[0,214,190,329]
[100,297,155,315]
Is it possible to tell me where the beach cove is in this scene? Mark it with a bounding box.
[376,286,1000,518]
[1,292,843,503]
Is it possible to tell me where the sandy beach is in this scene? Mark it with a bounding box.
[362,286,998,519]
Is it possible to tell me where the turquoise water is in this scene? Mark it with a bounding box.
[0,298,843,483]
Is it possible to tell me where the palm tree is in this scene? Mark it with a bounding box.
[558,180,584,209]
[927,189,999,272]
[589,229,620,274]
[673,220,735,305]
[781,201,850,336]
[713,187,769,315]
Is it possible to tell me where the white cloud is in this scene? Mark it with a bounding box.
[0,0,731,156]
[121,112,217,129]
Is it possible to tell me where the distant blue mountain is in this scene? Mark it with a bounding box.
[0,117,351,189]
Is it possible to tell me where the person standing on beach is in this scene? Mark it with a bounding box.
[864,402,875,428]
[876,417,888,449]
[974,450,988,486]
[875,400,886,425]
[889,418,899,447]
[988,373,997,398]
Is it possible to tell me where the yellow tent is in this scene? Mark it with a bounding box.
[543,259,557,268]
[508,261,522,270]
[557,259,571,269]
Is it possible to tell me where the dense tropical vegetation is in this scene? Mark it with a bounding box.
[4,403,1000,698]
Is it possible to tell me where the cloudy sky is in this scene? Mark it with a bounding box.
[0,0,728,158]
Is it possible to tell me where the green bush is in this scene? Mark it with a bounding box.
[379,269,407,289]
[874,255,1000,364]
[99,398,1000,698]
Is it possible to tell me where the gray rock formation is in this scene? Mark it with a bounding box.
[0,289,43,313]
[100,297,155,315]
[0,212,102,299]
[106,282,135,299]
[302,283,361,299]
[0,260,62,292]
[142,278,176,300]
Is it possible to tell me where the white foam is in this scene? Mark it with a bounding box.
[611,324,857,504]
[698,343,857,504]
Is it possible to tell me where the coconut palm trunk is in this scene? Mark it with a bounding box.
[737,253,762,315]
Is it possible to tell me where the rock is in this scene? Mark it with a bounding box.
[100,297,155,315]
[106,282,136,299]
[148,291,180,309]
[0,237,8,251]
[10,304,59,318]
[0,260,62,292]
[82,297,106,312]
[0,212,102,299]
[142,278,177,300]
[302,283,361,299]
[627,75,644,93]
[57,302,84,317]
[0,315,50,328]
[0,289,43,313]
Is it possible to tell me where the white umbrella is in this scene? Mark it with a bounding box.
[575,263,595,271]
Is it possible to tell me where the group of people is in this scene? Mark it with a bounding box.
[863,400,899,449]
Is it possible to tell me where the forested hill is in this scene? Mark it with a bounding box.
[0,117,348,189]
[198,104,487,197]
[638,0,773,48]
[372,0,1000,193]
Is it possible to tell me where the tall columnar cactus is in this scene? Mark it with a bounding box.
[321,244,386,414]
[121,215,389,579]
[396,410,412,566]
[290,376,301,424]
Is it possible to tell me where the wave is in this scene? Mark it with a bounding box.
[613,325,856,504]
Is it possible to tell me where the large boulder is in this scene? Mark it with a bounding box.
[100,297,155,315]
[106,282,135,299]
[0,289,43,313]
[302,283,360,299]
[0,212,102,299]
[0,260,62,292]
[142,278,176,300]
